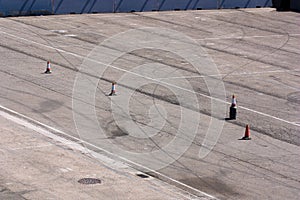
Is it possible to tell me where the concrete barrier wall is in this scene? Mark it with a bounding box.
[0,0,273,17]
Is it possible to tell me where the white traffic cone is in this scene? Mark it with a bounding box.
[109,82,116,96]
[44,61,51,74]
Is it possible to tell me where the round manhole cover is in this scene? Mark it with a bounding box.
[78,178,101,185]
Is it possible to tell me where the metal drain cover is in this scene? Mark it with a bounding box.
[78,178,101,185]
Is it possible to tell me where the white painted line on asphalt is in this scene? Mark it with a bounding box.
[0,29,85,59]
[196,33,300,41]
[0,104,215,200]
[158,69,300,80]
[64,34,77,37]
[0,108,88,153]
[50,29,68,33]
[0,29,299,127]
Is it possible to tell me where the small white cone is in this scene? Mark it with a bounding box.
[109,82,116,96]
[45,61,51,74]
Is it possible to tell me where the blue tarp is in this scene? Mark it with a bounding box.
[0,0,272,17]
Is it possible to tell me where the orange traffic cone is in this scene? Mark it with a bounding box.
[109,81,116,96]
[241,124,251,140]
[44,61,51,74]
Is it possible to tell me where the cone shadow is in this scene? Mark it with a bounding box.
[238,137,251,140]
[225,117,235,121]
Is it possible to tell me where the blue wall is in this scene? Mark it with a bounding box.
[0,0,272,17]
[0,0,52,16]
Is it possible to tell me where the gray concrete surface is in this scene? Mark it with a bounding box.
[0,8,299,199]
[0,113,200,200]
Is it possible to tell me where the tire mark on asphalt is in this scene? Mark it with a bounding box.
[0,34,299,146]
[1,17,298,135]
[4,16,296,102]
